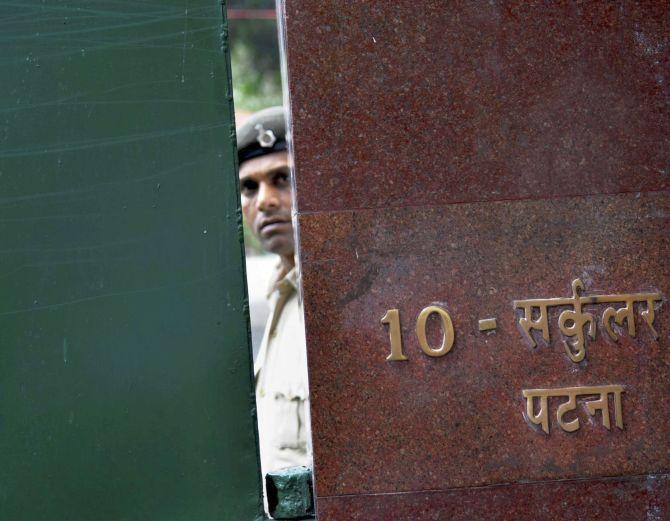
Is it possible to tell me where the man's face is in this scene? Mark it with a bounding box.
[239,151,294,257]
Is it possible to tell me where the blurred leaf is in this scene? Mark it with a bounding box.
[228,0,274,8]
[229,18,282,112]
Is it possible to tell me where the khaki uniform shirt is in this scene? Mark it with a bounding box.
[254,266,310,476]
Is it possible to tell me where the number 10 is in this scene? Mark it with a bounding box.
[381,306,455,361]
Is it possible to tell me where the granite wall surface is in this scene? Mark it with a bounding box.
[282,1,669,519]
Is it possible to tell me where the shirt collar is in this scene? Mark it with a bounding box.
[267,263,298,298]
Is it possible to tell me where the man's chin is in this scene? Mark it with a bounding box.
[261,235,295,257]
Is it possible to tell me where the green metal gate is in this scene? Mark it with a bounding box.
[0,1,263,518]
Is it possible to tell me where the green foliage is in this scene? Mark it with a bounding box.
[229,0,274,8]
[229,18,283,112]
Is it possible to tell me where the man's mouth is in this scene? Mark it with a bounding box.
[258,217,291,236]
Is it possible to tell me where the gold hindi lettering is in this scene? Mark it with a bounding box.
[522,385,624,434]
[513,278,661,362]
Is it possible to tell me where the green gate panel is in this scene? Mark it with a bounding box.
[0,1,262,519]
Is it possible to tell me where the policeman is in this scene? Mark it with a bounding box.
[237,107,310,478]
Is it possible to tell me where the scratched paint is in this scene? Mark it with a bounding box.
[0,1,262,519]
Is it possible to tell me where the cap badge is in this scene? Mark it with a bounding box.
[254,123,277,148]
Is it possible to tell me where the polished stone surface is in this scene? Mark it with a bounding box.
[286,1,669,213]
[317,474,670,521]
[283,1,670,518]
[299,192,669,496]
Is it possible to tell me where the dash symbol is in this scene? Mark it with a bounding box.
[478,318,497,332]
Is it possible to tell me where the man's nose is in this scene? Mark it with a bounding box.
[257,181,280,212]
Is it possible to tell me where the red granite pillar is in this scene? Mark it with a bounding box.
[281,2,670,519]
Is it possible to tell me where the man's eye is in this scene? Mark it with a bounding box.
[274,171,290,187]
[241,179,258,194]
